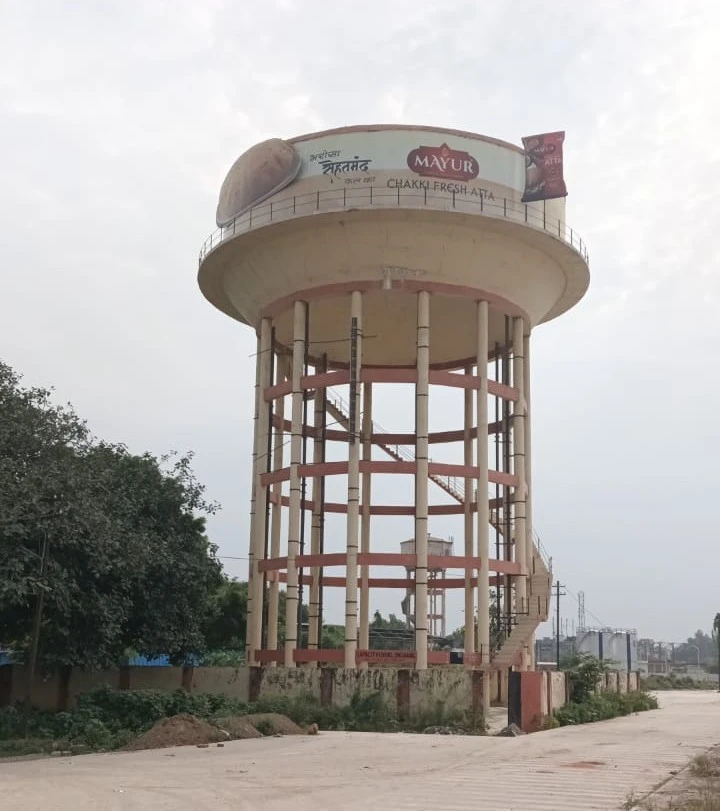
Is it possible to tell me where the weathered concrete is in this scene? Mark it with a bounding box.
[548,670,566,712]
[604,670,618,693]
[191,667,249,700]
[1,692,717,810]
[408,668,473,719]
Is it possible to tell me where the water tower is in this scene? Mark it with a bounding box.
[198,125,589,694]
[400,534,453,638]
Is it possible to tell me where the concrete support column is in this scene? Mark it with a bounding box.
[244,332,263,662]
[267,355,288,658]
[476,302,490,683]
[359,382,373,662]
[512,317,528,614]
[463,364,475,655]
[307,376,325,655]
[248,318,272,664]
[344,291,363,668]
[415,290,430,670]
[284,301,307,667]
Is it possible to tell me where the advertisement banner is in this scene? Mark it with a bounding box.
[521,131,567,203]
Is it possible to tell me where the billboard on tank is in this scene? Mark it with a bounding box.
[520,131,567,203]
[216,128,535,226]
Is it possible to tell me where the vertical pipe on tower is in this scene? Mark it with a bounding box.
[359,381,373,661]
[344,291,363,668]
[524,331,536,670]
[415,290,431,670]
[307,375,325,656]
[476,302,490,681]
[463,364,475,656]
[512,317,528,616]
[249,317,272,664]
[523,332,534,575]
[285,301,307,667]
[267,355,287,659]
[502,318,513,628]
[245,332,263,663]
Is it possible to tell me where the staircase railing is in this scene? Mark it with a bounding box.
[323,386,552,668]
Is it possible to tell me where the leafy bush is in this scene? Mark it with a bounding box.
[0,684,484,757]
[555,690,658,726]
[561,652,610,702]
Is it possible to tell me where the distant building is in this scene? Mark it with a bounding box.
[535,628,638,671]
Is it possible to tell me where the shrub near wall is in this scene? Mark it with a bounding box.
[555,654,657,727]
[554,690,657,726]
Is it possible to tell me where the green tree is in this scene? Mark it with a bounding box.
[203,580,248,651]
[445,590,501,652]
[321,624,344,649]
[0,360,222,670]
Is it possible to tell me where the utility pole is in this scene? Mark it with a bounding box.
[554,580,566,670]
[714,614,720,692]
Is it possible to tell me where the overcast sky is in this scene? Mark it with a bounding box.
[1,0,718,643]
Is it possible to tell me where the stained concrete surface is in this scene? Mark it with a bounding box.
[2,692,719,810]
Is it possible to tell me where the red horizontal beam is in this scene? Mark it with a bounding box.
[296,553,346,568]
[428,370,477,390]
[264,380,292,402]
[254,649,283,663]
[262,461,517,487]
[488,379,519,401]
[300,370,350,391]
[269,493,505,516]
[258,556,288,572]
[261,553,518,575]
[360,368,417,384]
[293,648,344,663]
[274,572,506,589]
[271,417,504,442]
[357,368,520,403]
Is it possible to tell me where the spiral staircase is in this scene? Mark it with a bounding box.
[322,390,552,671]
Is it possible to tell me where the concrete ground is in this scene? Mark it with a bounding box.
[2,692,719,811]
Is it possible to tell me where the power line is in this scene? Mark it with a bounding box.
[553,581,566,667]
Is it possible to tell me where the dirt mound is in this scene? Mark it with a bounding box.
[242,713,304,736]
[215,716,263,740]
[125,714,228,751]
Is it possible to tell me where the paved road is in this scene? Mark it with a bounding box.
[2,692,719,810]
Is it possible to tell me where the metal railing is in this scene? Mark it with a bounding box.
[198,184,589,266]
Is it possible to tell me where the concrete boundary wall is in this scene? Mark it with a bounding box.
[1,664,487,721]
[0,664,645,731]
[250,665,487,722]
[0,665,247,712]
[512,669,647,732]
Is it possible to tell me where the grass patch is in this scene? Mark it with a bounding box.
[627,793,720,810]
[643,675,713,691]
[624,748,720,810]
[690,754,720,779]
